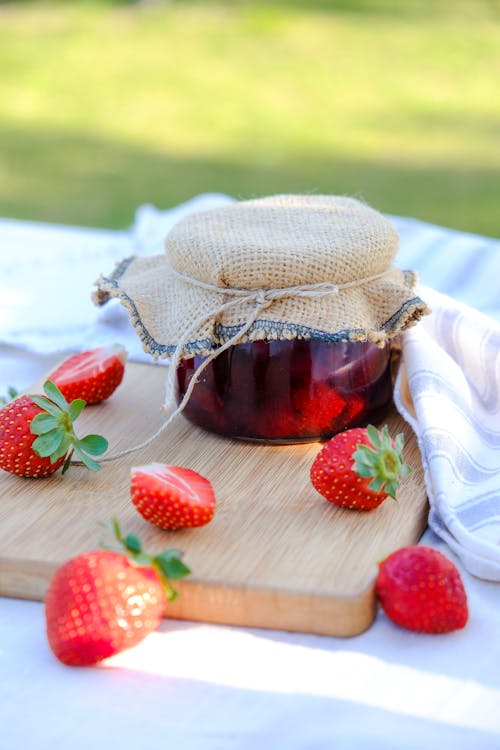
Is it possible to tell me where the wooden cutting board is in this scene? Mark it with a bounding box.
[0,361,428,637]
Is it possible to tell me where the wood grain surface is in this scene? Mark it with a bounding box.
[0,361,428,636]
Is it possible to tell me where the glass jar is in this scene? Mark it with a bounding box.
[176,338,393,444]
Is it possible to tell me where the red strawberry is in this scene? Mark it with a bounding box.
[45,519,190,666]
[0,380,108,477]
[293,382,347,434]
[342,392,366,425]
[244,399,302,440]
[375,545,469,633]
[310,424,410,510]
[50,344,126,404]
[131,463,216,530]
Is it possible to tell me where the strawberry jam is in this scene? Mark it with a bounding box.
[176,339,393,443]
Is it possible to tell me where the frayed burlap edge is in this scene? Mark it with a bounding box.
[94,256,430,360]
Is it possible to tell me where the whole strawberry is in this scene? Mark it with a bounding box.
[0,380,108,477]
[131,463,216,530]
[310,424,411,510]
[49,344,127,405]
[376,545,468,633]
[45,519,190,666]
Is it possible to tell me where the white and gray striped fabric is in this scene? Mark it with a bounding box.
[391,214,500,321]
[391,215,500,582]
[394,285,500,581]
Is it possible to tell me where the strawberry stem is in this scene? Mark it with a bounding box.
[99,518,191,602]
[352,424,411,500]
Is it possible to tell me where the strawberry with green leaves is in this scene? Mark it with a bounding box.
[131,463,216,530]
[45,519,191,666]
[0,380,108,477]
[310,424,411,510]
[49,344,127,405]
[376,545,469,633]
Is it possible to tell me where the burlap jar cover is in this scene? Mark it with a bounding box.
[94,194,430,423]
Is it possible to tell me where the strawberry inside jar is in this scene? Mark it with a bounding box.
[176,338,393,443]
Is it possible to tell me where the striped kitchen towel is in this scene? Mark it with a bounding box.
[394,284,500,581]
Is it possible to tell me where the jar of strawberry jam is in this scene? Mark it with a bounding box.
[95,194,429,443]
[176,339,393,443]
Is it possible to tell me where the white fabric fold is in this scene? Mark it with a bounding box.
[0,218,131,352]
[394,285,500,581]
[0,193,234,358]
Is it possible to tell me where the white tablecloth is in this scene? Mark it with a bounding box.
[1,198,499,749]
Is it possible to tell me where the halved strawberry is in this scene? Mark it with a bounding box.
[50,345,127,404]
[131,463,216,530]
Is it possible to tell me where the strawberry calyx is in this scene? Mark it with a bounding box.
[29,380,108,474]
[352,424,411,500]
[100,518,191,602]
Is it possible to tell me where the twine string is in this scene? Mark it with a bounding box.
[95,268,389,463]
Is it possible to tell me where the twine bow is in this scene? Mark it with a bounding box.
[99,267,389,461]
[163,273,350,413]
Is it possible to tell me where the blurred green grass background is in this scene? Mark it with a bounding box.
[1,0,499,235]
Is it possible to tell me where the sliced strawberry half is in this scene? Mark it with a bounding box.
[50,345,127,404]
[131,463,216,530]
